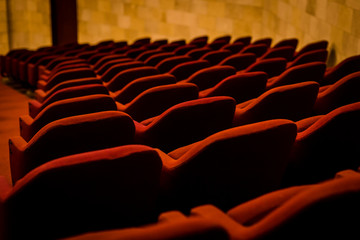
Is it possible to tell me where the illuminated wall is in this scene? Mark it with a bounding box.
[0,0,52,54]
[0,0,9,54]
[77,0,360,64]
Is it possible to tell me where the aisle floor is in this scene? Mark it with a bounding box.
[0,77,31,184]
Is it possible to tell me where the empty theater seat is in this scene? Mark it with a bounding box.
[284,102,360,185]
[134,96,236,152]
[168,60,211,81]
[189,169,360,239]
[179,65,236,91]
[199,71,268,103]
[116,83,199,122]
[218,53,257,71]
[34,77,103,102]
[233,81,319,126]
[113,74,177,104]
[157,119,297,210]
[28,84,109,118]
[9,111,135,183]
[266,62,326,90]
[37,68,97,91]
[313,71,360,114]
[19,94,117,142]
[2,145,163,240]
[105,66,159,92]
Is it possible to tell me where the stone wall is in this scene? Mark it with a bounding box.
[1,0,52,54]
[0,0,9,55]
[77,0,360,64]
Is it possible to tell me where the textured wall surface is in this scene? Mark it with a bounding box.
[6,0,51,52]
[77,0,360,64]
[0,0,9,55]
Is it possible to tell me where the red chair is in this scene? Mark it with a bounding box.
[158,119,297,210]
[190,169,360,239]
[28,84,109,118]
[155,56,192,73]
[233,36,252,46]
[286,49,328,69]
[145,52,176,66]
[173,44,198,55]
[9,111,135,183]
[321,54,360,86]
[313,71,360,114]
[95,58,133,75]
[116,83,199,122]
[258,46,295,61]
[252,37,272,48]
[199,72,267,103]
[199,49,233,65]
[220,42,245,54]
[105,66,159,92]
[293,40,328,60]
[180,65,236,90]
[136,49,165,62]
[113,74,177,104]
[266,62,326,90]
[238,43,268,58]
[218,53,256,71]
[2,145,162,239]
[34,77,102,103]
[240,57,287,78]
[273,38,299,49]
[186,47,213,59]
[92,54,130,71]
[285,102,360,185]
[135,96,236,152]
[168,60,211,81]
[100,61,145,83]
[37,68,97,91]
[20,95,117,142]
[233,81,319,126]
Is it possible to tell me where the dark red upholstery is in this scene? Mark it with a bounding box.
[37,68,97,91]
[113,74,176,104]
[266,62,326,90]
[9,111,135,183]
[156,56,193,73]
[28,84,109,118]
[218,53,257,71]
[168,60,211,81]
[180,65,236,90]
[101,61,145,83]
[233,81,319,126]
[199,72,267,103]
[159,119,297,210]
[190,169,360,239]
[135,96,236,152]
[321,54,360,86]
[286,49,328,68]
[4,145,162,239]
[116,83,199,122]
[105,66,159,92]
[285,102,360,185]
[20,94,117,142]
[240,57,287,78]
[313,72,360,114]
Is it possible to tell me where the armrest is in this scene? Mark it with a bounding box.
[227,185,309,225]
[19,115,34,141]
[9,136,27,184]
[140,116,157,126]
[236,98,253,109]
[115,101,126,111]
[28,100,42,118]
[158,210,187,222]
[37,80,47,90]
[335,169,360,179]
[34,89,46,102]
[167,142,196,159]
[190,204,244,238]
[296,115,323,132]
